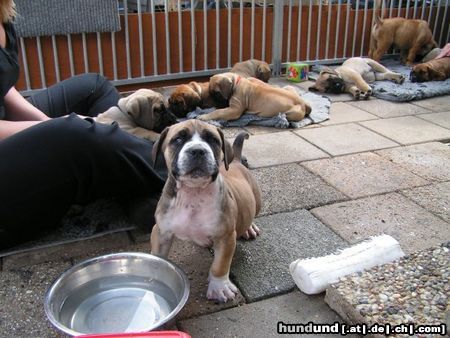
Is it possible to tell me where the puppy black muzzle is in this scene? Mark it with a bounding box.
[409,71,419,83]
[155,106,178,133]
[326,77,346,94]
[211,91,229,108]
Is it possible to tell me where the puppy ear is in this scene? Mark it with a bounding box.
[219,76,234,100]
[151,127,170,166]
[257,62,272,82]
[118,94,148,124]
[217,127,230,171]
[185,91,201,110]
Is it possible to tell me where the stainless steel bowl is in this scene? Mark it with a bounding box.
[45,252,189,336]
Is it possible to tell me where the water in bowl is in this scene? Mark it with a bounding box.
[58,275,177,334]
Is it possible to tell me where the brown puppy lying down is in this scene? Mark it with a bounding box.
[200,72,311,122]
[168,81,225,118]
[309,57,405,100]
[230,59,272,83]
[96,89,176,142]
[168,59,272,117]
[151,120,261,302]
[369,16,437,66]
[410,57,450,82]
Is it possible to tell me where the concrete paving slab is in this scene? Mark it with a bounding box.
[231,209,348,302]
[311,192,450,253]
[376,142,450,182]
[401,182,450,223]
[411,95,450,112]
[303,153,428,198]
[417,111,450,129]
[166,240,246,320]
[360,116,450,145]
[295,123,398,156]
[0,260,71,337]
[243,125,286,135]
[316,92,356,102]
[322,102,379,126]
[179,291,358,338]
[242,131,329,168]
[252,163,348,215]
[348,99,432,118]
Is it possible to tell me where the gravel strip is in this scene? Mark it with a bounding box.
[325,243,449,338]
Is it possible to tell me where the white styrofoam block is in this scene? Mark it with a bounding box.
[289,234,405,295]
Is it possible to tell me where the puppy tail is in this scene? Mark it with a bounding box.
[232,132,249,163]
[373,0,384,26]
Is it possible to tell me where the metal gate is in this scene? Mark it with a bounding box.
[17,0,450,95]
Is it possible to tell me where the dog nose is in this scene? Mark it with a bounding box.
[189,147,206,158]
[410,72,417,82]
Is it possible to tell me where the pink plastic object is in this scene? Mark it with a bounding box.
[77,331,191,338]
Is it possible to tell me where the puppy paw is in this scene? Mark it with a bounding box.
[241,223,261,240]
[362,90,372,100]
[197,114,209,121]
[353,90,361,100]
[207,274,238,303]
[396,75,406,84]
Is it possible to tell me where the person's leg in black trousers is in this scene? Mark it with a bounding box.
[0,114,167,249]
[0,74,167,249]
[27,73,121,118]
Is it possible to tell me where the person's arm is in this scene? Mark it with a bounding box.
[4,86,50,121]
[0,87,50,140]
[0,120,42,140]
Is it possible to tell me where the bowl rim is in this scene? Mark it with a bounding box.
[44,252,190,336]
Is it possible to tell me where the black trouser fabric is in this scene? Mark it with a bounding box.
[0,75,166,249]
[26,73,121,118]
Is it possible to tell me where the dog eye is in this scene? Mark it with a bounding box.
[170,130,189,145]
[203,131,220,145]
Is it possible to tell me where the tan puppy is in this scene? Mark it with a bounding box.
[168,81,223,118]
[96,89,176,141]
[150,120,261,302]
[202,72,311,122]
[410,57,450,82]
[309,57,405,99]
[168,59,271,118]
[230,59,272,82]
[369,17,437,65]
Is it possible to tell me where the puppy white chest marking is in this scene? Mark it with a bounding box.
[159,179,223,247]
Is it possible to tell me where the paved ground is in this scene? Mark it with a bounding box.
[0,79,449,338]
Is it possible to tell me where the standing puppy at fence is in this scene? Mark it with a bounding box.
[369,0,437,65]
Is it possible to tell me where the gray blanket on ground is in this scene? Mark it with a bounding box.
[370,59,450,102]
[14,0,120,37]
[186,90,331,129]
[311,60,450,102]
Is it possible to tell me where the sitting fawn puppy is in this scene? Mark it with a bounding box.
[150,120,262,302]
